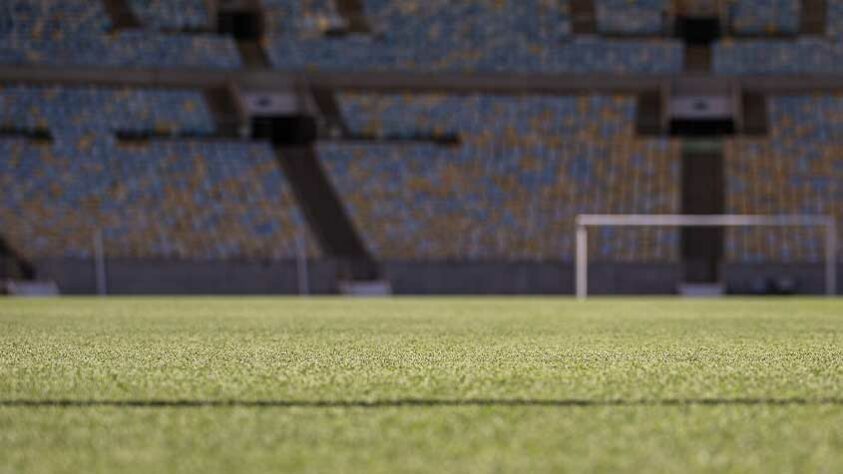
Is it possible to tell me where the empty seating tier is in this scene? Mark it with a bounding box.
[267,37,683,73]
[127,0,212,30]
[263,0,682,74]
[727,0,801,36]
[714,40,843,75]
[725,95,843,262]
[318,94,681,262]
[0,138,317,260]
[829,0,843,38]
[0,85,215,135]
[595,0,669,35]
[1,0,240,68]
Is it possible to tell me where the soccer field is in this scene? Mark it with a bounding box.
[1,298,842,473]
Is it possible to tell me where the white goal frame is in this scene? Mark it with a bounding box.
[575,214,838,299]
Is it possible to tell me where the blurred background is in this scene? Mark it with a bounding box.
[0,0,840,296]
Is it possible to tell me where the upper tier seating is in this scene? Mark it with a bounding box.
[725,95,843,262]
[0,0,683,72]
[267,37,683,73]
[0,138,316,260]
[318,94,681,262]
[1,0,113,35]
[715,0,843,74]
[0,83,313,259]
[828,0,843,38]
[0,85,215,135]
[263,0,345,36]
[127,0,213,30]
[263,0,683,73]
[0,0,240,68]
[714,39,843,75]
[726,0,801,36]
[595,0,669,35]
[359,0,572,41]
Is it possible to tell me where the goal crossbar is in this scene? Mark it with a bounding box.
[575,214,838,299]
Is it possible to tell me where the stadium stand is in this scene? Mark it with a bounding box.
[713,39,843,74]
[1,0,840,294]
[0,32,240,68]
[0,138,316,260]
[267,37,683,73]
[357,0,572,40]
[0,0,240,68]
[726,0,801,36]
[320,94,681,262]
[127,0,212,30]
[263,0,345,36]
[0,84,315,260]
[0,0,682,72]
[714,0,843,74]
[0,85,215,134]
[829,0,843,38]
[1,0,113,35]
[725,95,843,262]
[594,0,669,36]
[263,0,683,73]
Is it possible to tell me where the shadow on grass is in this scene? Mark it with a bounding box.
[1,398,843,408]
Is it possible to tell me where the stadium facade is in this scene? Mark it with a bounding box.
[0,0,841,295]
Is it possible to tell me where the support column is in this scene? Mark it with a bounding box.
[681,140,725,283]
[576,224,588,300]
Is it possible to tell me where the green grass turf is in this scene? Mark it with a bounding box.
[1,297,842,473]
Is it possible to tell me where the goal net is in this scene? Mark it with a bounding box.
[575,214,838,299]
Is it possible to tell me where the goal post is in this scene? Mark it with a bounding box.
[575,214,838,299]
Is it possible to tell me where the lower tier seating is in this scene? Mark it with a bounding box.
[0,139,317,260]
[318,94,681,262]
[725,140,842,262]
[724,95,843,262]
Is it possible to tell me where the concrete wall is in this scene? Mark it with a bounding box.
[722,263,837,295]
[383,262,680,295]
[34,258,338,295]
[31,258,841,295]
